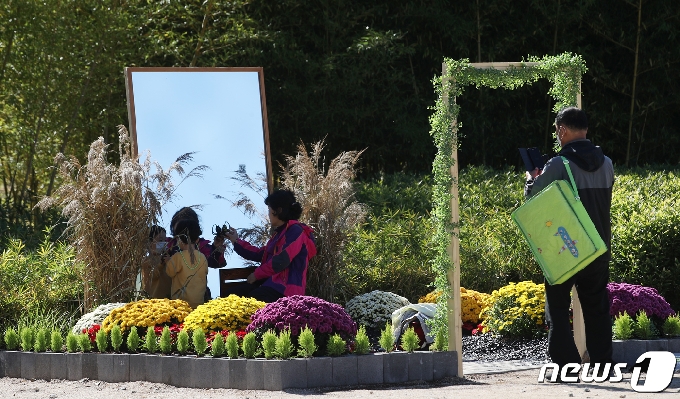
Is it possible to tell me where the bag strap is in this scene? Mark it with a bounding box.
[560,156,580,201]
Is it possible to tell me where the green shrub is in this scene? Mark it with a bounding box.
[95,329,109,352]
[326,333,346,356]
[19,327,34,351]
[192,328,207,356]
[613,312,634,340]
[144,326,157,354]
[296,326,317,357]
[0,235,83,334]
[5,328,19,350]
[77,333,91,352]
[480,281,546,338]
[262,330,277,359]
[609,169,680,312]
[400,327,419,352]
[456,167,541,294]
[634,310,657,339]
[353,325,370,355]
[662,315,680,337]
[66,332,79,353]
[50,331,63,352]
[340,211,436,303]
[110,325,123,352]
[225,332,239,359]
[34,328,49,352]
[159,326,172,354]
[176,330,190,355]
[210,333,225,357]
[242,332,257,359]
[378,322,394,352]
[433,329,447,351]
[126,327,140,353]
[275,329,293,359]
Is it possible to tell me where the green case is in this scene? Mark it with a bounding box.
[511,157,607,285]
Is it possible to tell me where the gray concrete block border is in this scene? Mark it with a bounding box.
[3,349,460,389]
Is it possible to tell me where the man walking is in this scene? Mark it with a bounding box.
[525,107,614,376]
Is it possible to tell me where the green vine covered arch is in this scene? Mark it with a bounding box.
[428,53,587,340]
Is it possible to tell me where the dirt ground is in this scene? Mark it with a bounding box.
[2,370,679,399]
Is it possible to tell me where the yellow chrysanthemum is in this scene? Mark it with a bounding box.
[101,299,192,332]
[480,281,545,338]
[183,295,266,333]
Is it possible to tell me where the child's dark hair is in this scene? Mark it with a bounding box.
[173,218,202,245]
[170,207,200,236]
[149,225,166,242]
[264,189,302,221]
[173,218,202,263]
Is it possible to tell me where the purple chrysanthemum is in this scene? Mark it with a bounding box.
[246,295,357,338]
[607,282,675,319]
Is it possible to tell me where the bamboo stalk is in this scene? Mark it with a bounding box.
[625,0,643,166]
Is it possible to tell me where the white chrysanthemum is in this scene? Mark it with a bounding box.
[72,302,127,334]
[345,290,410,328]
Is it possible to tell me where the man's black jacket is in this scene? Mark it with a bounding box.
[525,139,614,263]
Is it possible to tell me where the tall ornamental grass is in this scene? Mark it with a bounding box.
[279,140,367,301]
[36,126,205,309]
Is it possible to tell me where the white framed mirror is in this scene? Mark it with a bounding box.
[125,67,273,298]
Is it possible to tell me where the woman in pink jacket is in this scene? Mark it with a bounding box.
[225,189,317,303]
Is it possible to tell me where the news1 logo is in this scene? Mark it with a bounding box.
[538,351,677,392]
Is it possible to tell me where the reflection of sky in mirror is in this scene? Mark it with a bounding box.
[132,71,268,297]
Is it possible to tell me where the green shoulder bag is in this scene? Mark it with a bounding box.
[511,157,607,285]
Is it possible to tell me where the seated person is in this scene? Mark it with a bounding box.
[224,189,316,303]
[141,225,171,299]
[165,219,208,309]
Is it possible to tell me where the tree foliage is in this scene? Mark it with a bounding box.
[1,0,679,244]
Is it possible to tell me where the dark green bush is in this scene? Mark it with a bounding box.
[340,210,437,303]
[610,169,680,312]
[457,167,541,293]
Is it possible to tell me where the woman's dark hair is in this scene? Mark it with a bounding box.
[170,207,200,236]
[172,218,202,245]
[264,189,302,221]
[148,225,166,241]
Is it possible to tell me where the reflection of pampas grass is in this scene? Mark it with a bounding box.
[37,126,206,310]
[280,140,367,301]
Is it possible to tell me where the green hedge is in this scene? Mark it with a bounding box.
[343,167,680,312]
[609,168,680,311]
[339,174,436,303]
[0,234,82,336]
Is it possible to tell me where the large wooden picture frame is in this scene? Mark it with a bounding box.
[124,66,275,297]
